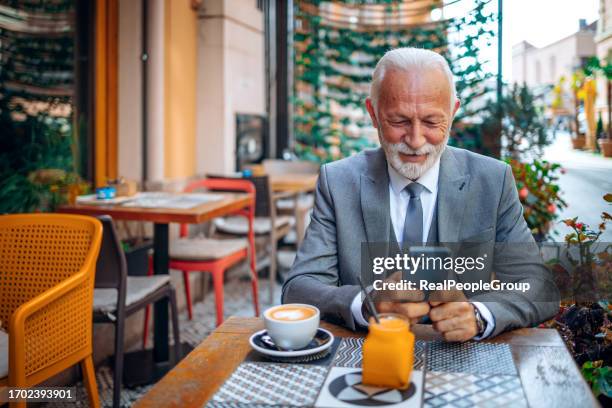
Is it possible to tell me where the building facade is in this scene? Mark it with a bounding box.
[512,20,597,89]
[115,0,266,185]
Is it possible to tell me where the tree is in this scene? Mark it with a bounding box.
[481,83,549,160]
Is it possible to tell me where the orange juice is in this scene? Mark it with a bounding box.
[362,313,414,389]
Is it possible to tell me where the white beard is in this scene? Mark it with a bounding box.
[379,133,448,180]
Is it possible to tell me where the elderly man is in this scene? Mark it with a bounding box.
[282,47,559,341]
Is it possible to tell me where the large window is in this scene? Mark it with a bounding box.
[0,0,86,213]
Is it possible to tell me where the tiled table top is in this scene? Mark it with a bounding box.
[136,317,598,408]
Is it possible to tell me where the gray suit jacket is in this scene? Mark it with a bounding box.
[282,146,560,336]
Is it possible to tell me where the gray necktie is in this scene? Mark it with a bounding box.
[402,182,425,249]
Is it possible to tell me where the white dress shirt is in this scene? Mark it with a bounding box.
[350,158,495,339]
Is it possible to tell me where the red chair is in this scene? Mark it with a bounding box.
[143,178,259,347]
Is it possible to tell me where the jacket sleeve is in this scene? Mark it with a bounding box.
[281,163,361,330]
[470,164,560,337]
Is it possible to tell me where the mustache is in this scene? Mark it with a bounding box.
[386,142,438,156]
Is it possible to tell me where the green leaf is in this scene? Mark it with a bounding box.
[594,366,612,397]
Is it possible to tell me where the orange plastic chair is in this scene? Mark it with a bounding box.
[0,214,103,408]
[142,178,259,347]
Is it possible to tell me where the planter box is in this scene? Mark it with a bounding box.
[598,139,612,157]
[124,239,153,276]
[571,136,586,149]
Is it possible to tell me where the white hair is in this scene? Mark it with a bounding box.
[369,47,456,111]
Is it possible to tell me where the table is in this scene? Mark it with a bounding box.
[135,317,599,408]
[205,172,317,194]
[270,174,318,193]
[59,193,252,385]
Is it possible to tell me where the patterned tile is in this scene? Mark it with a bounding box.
[333,337,364,368]
[424,371,527,407]
[209,363,328,406]
[333,338,426,370]
[414,340,426,370]
[315,367,424,408]
[426,341,516,375]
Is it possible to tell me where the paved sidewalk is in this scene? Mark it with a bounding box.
[542,132,612,241]
[45,250,293,408]
[44,276,284,408]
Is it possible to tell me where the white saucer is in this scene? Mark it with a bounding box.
[249,328,335,358]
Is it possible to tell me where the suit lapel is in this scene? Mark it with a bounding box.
[361,149,391,257]
[437,147,470,243]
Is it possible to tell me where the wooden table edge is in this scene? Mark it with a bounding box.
[58,194,252,224]
[135,316,596,408]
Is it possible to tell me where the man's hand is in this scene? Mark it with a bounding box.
[429,301,478,342]
[373,271,430,325]
[376,301,430,325]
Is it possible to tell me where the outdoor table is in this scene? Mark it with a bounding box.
[205,172,318,194]
[135,316,598,408]
[269,173,318,193]
[206,172,318,245]
[58,192,252,385]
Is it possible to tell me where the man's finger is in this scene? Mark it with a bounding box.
[376,301,396,314]
[395,302,430,319]
[429,302,461,322]
[432,316,463,333]
[429,289,468,303]
[373,272,424,302]
[430,301,473,322]
[394,289,425,302]
[443,329,472,342]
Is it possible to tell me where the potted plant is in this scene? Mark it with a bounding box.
[600,133,612,157]
[27,168,90,211]
[547,193,611,303]
[479,83,550,160]
[542,194,612,405]
[559,214,611,303]
[584,57,612,157]
[572,133,587,149]
[507,158,567,241]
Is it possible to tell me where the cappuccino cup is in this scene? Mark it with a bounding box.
[263,304,320,350]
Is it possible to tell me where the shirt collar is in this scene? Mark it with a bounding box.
[387,156,441,195]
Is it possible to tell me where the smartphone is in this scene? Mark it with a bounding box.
[404,246,452,300]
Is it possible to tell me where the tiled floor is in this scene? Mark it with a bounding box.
[45,275,284,408]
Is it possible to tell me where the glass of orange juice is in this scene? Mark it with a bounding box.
[362,313,414,389]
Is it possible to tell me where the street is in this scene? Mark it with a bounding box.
[543,131,612,241]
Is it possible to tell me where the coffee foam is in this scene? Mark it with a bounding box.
[269,307,314,321]
[273,310,305,320]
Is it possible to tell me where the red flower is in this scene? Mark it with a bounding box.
[519,187,529,200]
[575,222,584,231]
[547,203,556,214]
[563,219,576,227]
